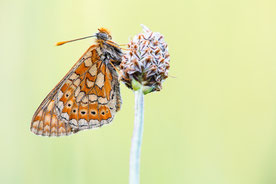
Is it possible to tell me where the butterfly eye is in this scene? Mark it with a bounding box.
[96,32,110,40]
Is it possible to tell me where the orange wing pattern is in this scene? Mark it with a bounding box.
[30,46,121,136]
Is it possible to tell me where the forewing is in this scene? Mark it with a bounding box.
[31,45,95,136]
[30,45,121,137]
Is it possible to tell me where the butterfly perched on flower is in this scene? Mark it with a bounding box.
[30,28,123,137]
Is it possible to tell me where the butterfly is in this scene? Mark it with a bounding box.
[30,28,123,137]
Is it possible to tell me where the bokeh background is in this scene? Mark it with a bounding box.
[1,0,276,183]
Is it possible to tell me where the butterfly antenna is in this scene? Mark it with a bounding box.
[56,35,96,46]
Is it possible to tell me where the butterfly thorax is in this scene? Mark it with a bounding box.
[96,40,123,66]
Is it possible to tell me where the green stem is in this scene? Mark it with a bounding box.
[129,88,144,184]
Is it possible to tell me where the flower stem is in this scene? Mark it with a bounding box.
[129,88,144,184]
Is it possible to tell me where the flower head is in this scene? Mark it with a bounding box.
[120,25,170,94]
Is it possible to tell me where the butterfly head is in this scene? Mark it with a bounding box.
[96,28,112,41]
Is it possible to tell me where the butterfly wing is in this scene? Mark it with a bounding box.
[30,45,121,136]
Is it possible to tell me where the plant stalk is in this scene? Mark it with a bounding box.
[129,88,144,184]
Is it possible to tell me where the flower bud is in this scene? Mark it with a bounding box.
[120,25,170,94]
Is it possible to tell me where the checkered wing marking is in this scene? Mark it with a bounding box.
[30,45,121,137]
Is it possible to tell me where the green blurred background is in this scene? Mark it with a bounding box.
[1,0,276,183]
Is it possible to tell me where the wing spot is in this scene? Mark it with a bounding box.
[57,91,63,100]
[64,91,71,98]
[86,79,94,88]
[89,64,97,76]
[73,78,81,86]
[84,58,92,67]
[75,86,81,97]
[76,92,85,103]
[91,111,96,115]
[69,73,78,80]
[82,96,88,103]
[95,73,105,88]
[81,111,86,115]
[98,97,108,104]
[89,94,97,102]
